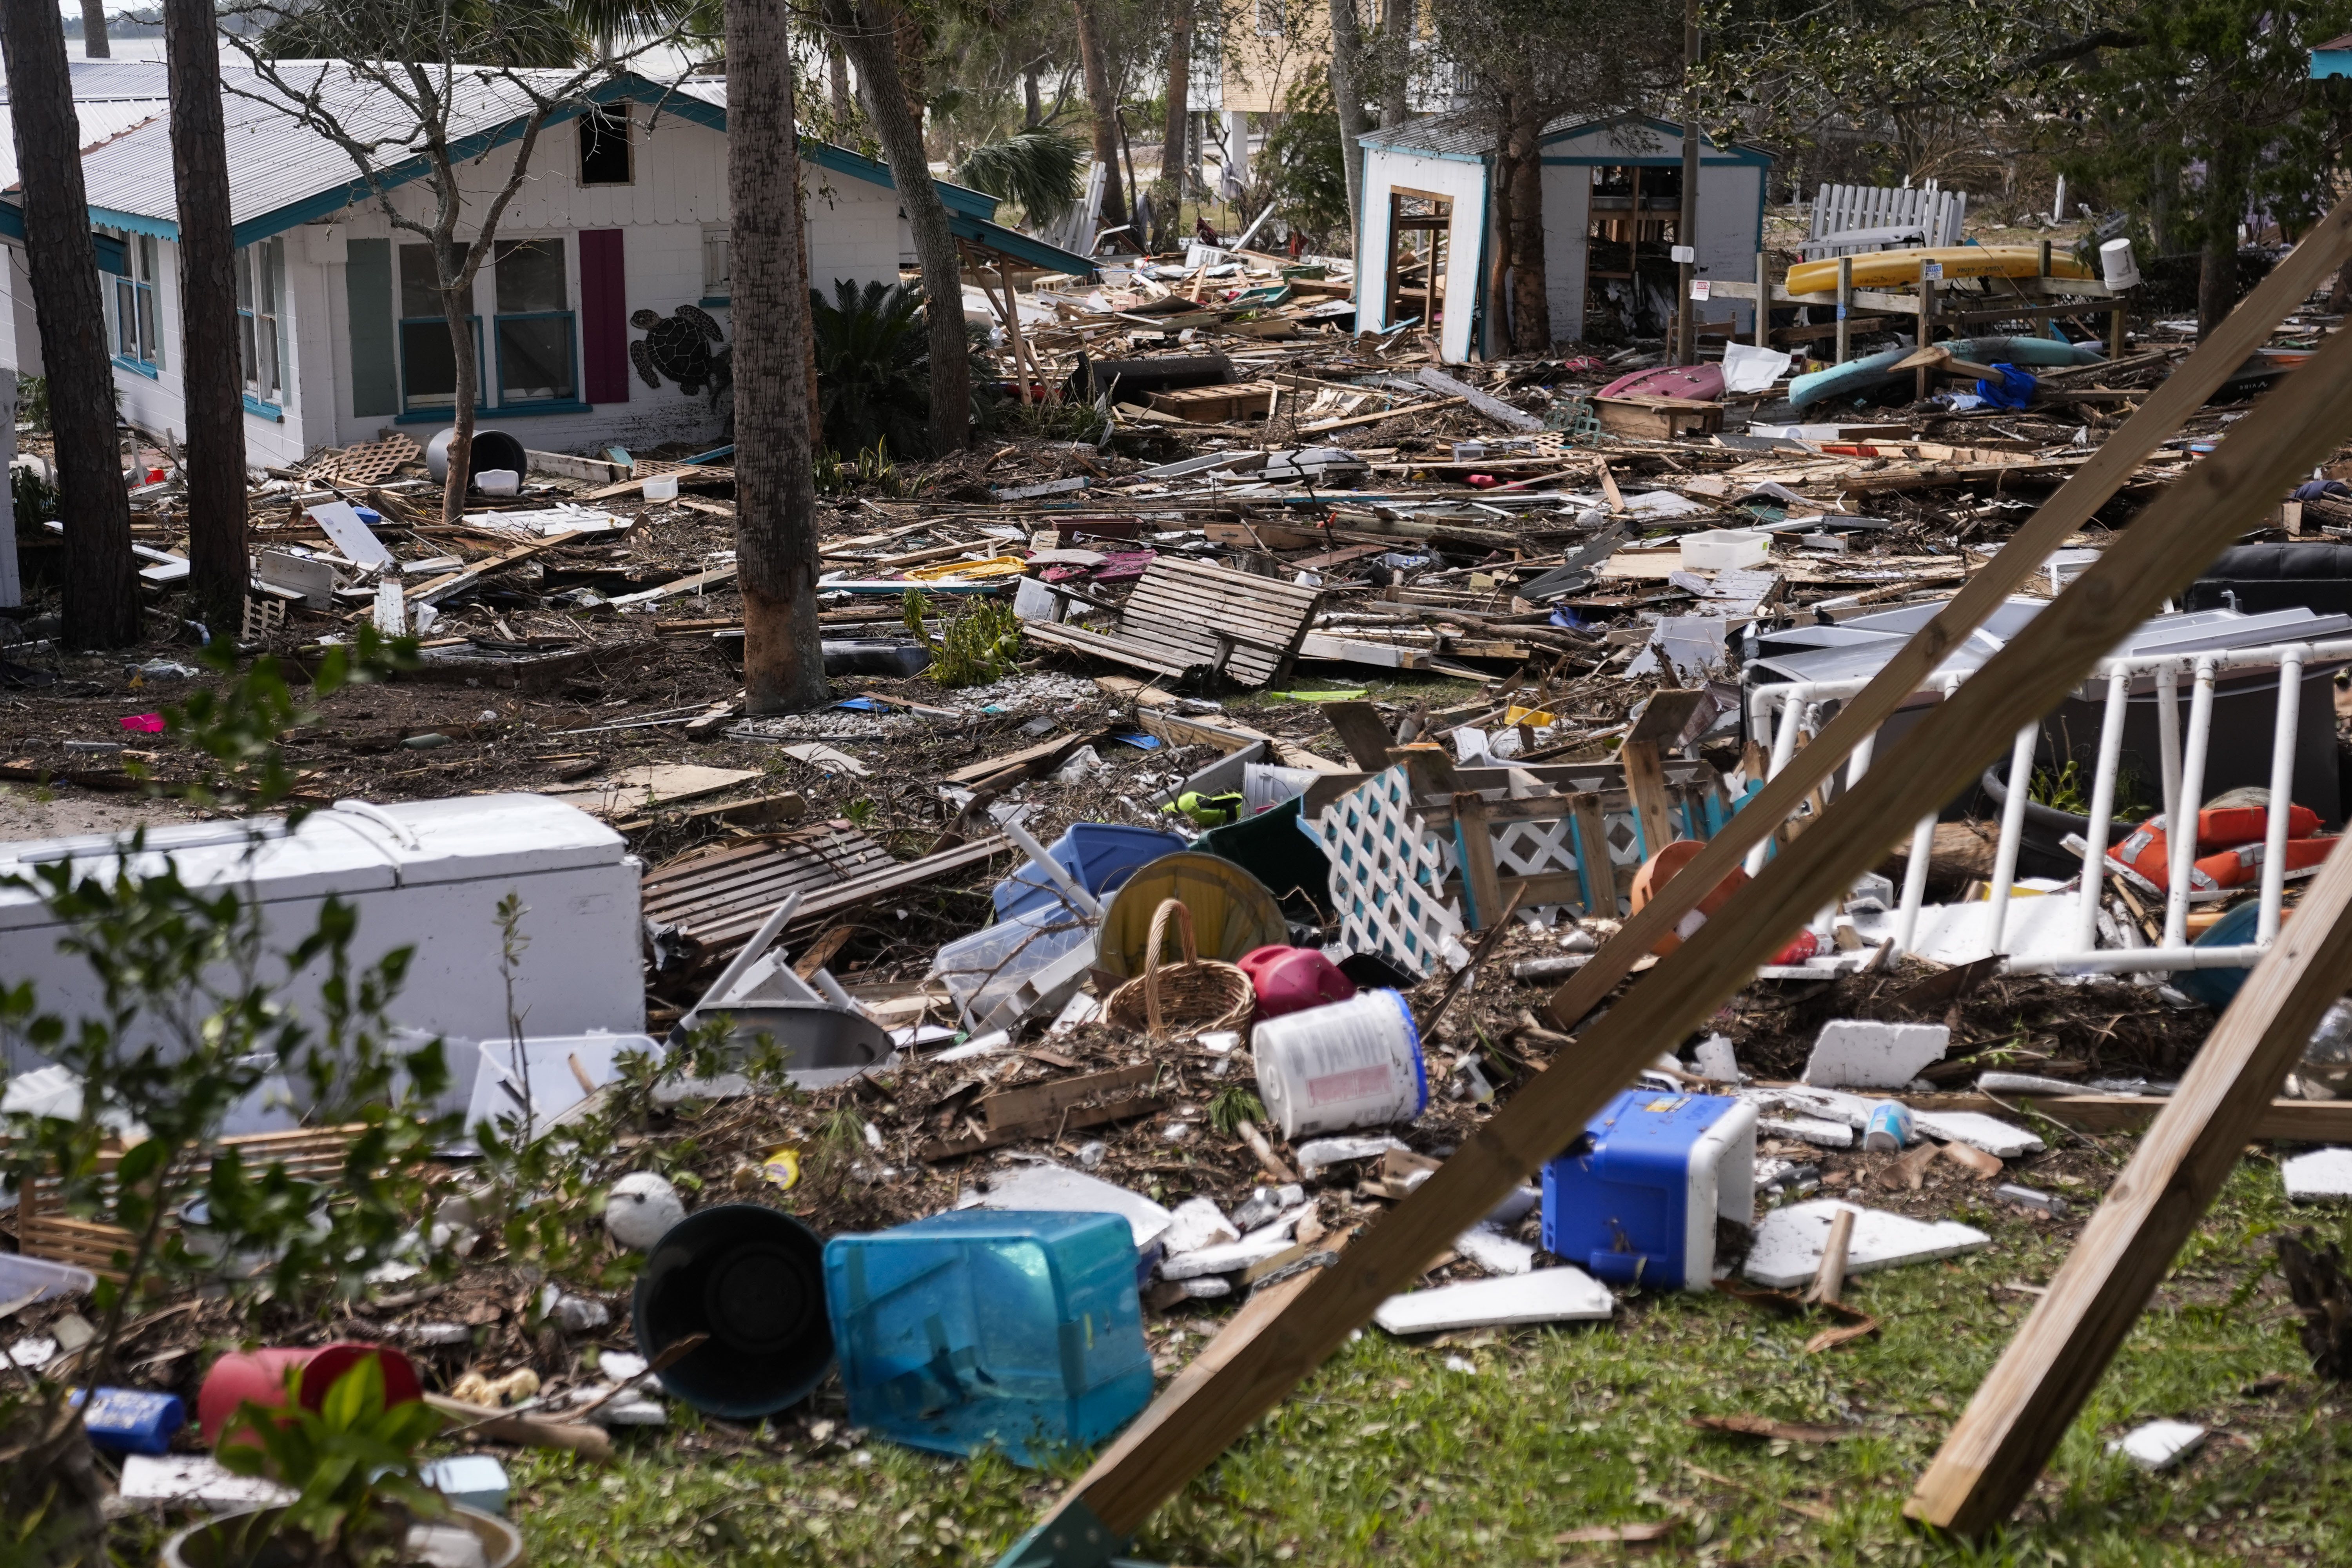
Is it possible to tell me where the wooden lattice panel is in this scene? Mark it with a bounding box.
[317,434,421,486]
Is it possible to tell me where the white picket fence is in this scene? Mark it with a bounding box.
[1803,182,1968,258]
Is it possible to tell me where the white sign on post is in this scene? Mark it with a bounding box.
[1920,260,1945,282]
[1690,279,1712,301]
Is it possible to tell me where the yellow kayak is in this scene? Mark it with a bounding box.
[1785,245,2094,295]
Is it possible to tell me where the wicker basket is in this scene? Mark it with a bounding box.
[1103,899,1255,1037]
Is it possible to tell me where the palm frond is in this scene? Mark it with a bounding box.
[952,127,1085,224]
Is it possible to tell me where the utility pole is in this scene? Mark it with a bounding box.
[1674,0,1700,365]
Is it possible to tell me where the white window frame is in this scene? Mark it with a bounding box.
[236,238,287,408]
[701,227,730,303]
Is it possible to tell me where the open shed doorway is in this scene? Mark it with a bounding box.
[1584,162,1684,340]
[1384,190,1452,339]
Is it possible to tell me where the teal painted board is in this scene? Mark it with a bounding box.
[345,239,399,419]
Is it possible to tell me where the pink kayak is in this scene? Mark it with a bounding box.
[1595,363,1725,401]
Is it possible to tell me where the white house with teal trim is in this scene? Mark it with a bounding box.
[0,61,1087,467]
[1353,110,1770,360]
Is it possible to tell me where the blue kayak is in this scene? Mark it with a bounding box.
[1789,335,2104,412]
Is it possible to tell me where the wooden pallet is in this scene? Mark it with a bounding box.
[15,1125,364,1278]
[1024,556,1322,690]
[640,822,895,953]
[1145,380,1279,423]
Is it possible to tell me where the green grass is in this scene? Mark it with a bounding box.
[510,1161,2352,1567]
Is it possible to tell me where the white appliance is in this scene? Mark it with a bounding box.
[0,795,644,1074]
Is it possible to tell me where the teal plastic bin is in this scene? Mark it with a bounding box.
[822,1210,1152,1464]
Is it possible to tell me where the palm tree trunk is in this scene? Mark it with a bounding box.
[827,0,971,454]
[0,0,138,648]
[164,0,247,640]
[1073,0,1126,230]
[78,0,107,57]
[729,0,829,713]
[1160,0,1191,197]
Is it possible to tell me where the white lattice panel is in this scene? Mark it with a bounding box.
[1318,767,1470,977]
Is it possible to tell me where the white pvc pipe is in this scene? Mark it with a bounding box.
[2073,670,2131,951]
[1893,813,1936,955]
[2258,653,2305,944]
[2156,661,2182,831]
[2004,942,2267,976]
[1746,692,1812,876]
[1985,724,2039,953]
[2163,657,2216,950]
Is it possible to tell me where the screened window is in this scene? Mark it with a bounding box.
[111,232,163,370]
[579,104,632,185]
[236,238,287,406]
[397,241,477,413]
[492,239,574,404]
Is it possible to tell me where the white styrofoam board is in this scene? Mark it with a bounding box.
[1372,1267,1615,1335]
[978,1163,1174,1251]
[1913,1109,2044,1158]
[2283,1146,2352,1203]
[1760,1116,1854,1149]
[1161,1196,1240,1256]
[1157,1230,1298,1280]
[1804,1020,1950,1090]
[2109,1419,2205,1471]
[1744,1200,1991,1289]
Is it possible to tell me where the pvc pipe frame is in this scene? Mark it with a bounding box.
[1748,635,2343,975]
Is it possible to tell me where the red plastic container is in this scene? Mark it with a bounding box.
[1237,946,1355,1022]
[197,1342,424,1445]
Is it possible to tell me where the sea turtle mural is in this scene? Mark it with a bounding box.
[630,305,726,394]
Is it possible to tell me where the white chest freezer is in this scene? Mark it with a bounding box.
[0,795,644,1075]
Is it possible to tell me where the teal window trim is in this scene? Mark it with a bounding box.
[398,314,483,416]
[392,400,593,423]
[697,295,730,309]
[114,354,159,380]
[490,308,578,407]
[243,393,283,420]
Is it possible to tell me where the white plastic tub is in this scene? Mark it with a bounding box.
[1679,530,1771,572]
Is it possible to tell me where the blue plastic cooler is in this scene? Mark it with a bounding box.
[1541,1089,1757,1291]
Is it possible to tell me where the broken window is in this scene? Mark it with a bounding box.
[579,103,632,186]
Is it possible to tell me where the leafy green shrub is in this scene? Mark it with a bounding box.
[16,372,48,432]
[212,1356,449,1565]
[903,588,1023,687]
[11,462,56,527]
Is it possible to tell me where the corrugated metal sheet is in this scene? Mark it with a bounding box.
[1357,108,1494,159]
[0,100,167,192]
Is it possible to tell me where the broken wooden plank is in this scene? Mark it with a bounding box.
[410,532,586,607]
[982,1062,1162,1131]
[1415,366,1544,432]
[606,561,740,609]
[1909,834,2352,1532]
[990,224,2352,1568]
[1897,1093,2352,1142]
[919,1095,1168,1162]
[1299,395,1462,434]
[1542,189,2352,1033]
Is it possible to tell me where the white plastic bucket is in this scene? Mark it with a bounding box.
[474,468,521,495]
[1252,988,1427,1139]
[642,474,681,501]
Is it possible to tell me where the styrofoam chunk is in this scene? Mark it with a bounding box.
[1156,1230,1298,1280]
[1162,1196,1240,1256]
[1372,1268,1614,1334]
[1693,1034,1742,1082]
[1743,1199,1989,1289]
[1454,1223,1534,1276]
[1760,1116,1853,1149]
[1913,1109,2044,1158]
[1179,1275,1232,1299]
[2109,1419,2205,1471]
[1804,1020,1950,1089]
[2283,1146,2352,1203]
[117,1454,293,1508]
[1294,1134,1408,1173]
[978,1163,1174,1251]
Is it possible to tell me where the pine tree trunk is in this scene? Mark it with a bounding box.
[828,0,971,454]
[1073,0,1126,229]
[0,0,138,648]
[730,0,829,714]
[1376,0,1410,127]
[164,0,247,640]
[1160,0,1192,196]
[2198,152,2246,338]
[828,42,853,126]
[1325,0,1371,245]
[78,0,107,57]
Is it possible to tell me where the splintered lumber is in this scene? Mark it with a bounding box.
[1415,366,1544,431]
[991,260,2352,1568]
[1909,834,2352,1532]
[1898,1092,2352,1142]
[1543,189,2352,1033]
[410,531,586,607]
